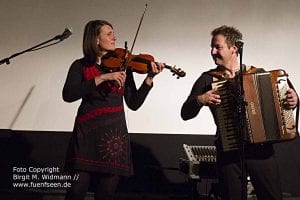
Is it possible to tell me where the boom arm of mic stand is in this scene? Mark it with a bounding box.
[0,35,62,66]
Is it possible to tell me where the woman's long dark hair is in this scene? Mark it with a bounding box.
[82,20,113,65]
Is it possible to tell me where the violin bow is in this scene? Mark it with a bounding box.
[122,4,148,71]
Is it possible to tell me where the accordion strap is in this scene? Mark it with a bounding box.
[209,65,263,81]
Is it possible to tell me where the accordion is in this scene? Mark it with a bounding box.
[212,69,297,151]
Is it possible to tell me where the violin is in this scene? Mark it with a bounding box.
[101,48,186,79]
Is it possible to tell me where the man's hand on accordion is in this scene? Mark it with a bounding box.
[285,88,298,109]
[197,89,221,106]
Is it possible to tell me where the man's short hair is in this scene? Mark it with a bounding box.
[211,25,243,47]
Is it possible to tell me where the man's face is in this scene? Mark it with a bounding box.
[210,34,237,67]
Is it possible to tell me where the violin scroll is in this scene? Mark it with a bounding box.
[165,65,186,79]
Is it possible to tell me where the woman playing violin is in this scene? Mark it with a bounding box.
[62,20,164,200]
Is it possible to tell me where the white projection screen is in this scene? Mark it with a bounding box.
[0,0,299,134]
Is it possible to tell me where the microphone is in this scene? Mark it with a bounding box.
[235,40,244,49]
[235,40,244,55]
[54,28,73,41]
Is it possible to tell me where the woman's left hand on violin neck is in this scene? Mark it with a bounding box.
[145,62,165,86]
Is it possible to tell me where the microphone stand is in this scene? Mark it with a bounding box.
[0,33,65,66]
[236,41,247,200]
